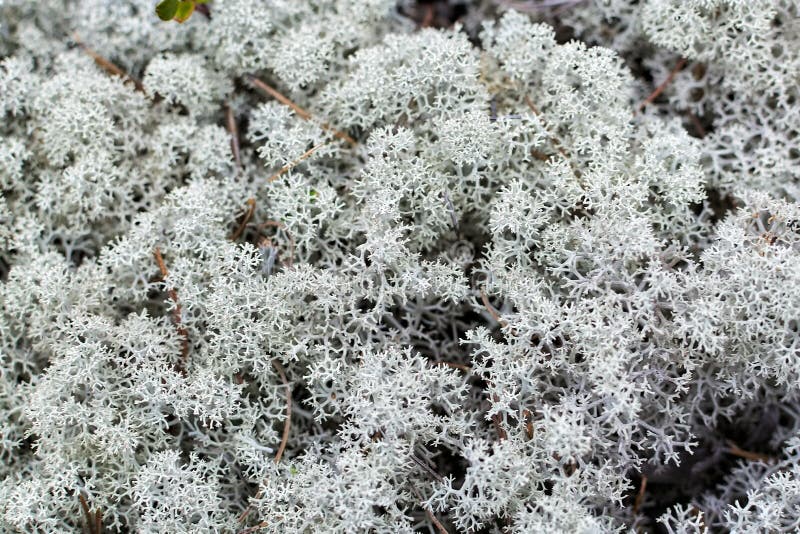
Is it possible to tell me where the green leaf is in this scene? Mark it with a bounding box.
[155,0,179,21]
[173,1,196,23]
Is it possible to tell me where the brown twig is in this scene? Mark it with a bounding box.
[522,409,534,440]
[479,289,509,329]
[267,142,329,183]
[78,493,94,533]
[153,247,190,373]
[72,33,144,93]
[226,104,243,170]
[686,111,707,138]
[237,360,293,527]
[272,359,292,464]
[725,440,774,463]
[633,475,648,515]
[230,198,256,241]
[490,393,507,441]
[411,487,449,534]
[247,75,357,146]
[637,58,687,113]
[77,491,103,534]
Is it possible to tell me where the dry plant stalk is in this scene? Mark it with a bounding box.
[247,75,357,146]
[268,142,329,183]
[237,360,293,527]
[633,475,648,515]
[77,491,104,534]
[638,58,687,112]
[230,198,256,241]
[72,33,144,92]
[153,247,190,373]
[226,104,243,170]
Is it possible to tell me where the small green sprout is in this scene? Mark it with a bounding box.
[155,0,209,23]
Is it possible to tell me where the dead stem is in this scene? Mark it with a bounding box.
[72,33,144,92]
[226,104,243,170]
[268,142,329,183]
[633,475,647,515]
[236,360,293,527]
[637,58,687,113]
[247,75,357,146]
[77,491,103,534]
[725,440,774,463]
[230,198,256,241]
[78,493,93,533]
[490,393,508,441]
[153,247,189,373]
[411,486,449,534]
[479,289,509,329]
[522,409,534,440]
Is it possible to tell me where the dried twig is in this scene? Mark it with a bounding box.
[72,33,144,92]
[479,289,509,329]
[226,104,242,170]
[268,142,329,183]
[153,247,189,373]
[633,475,648,515]
[725,440,774,463]
[246,75,357,146]
[637,58,687,113]
[411,486,449,534]
[522,409,534,440]
[686,111,707,138]
[237,360,293,527]
[78,493,94,533]
[77,491,103,534]
[230,198,256,241]
[490,393,508,441]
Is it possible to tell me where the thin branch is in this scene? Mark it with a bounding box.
[153,247,190,373]
[268,142,329,183]
[237,360,293,527]
[94,509,103,534]
[479,289,509,329]
[633,475,648,515]
[272,359,292,464]
[725,440,774,463]
[226,104,243,170]
[637,58,687,113]
[522,409,534,440]
[230,198,256,241]
[78,493,94,534]
[411,487,449,534]
[686,111,707,138]
[246,75,357,146]
[72,33,144,92]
